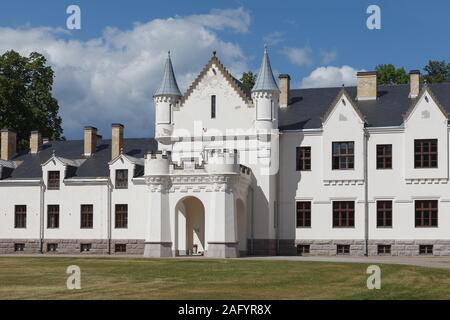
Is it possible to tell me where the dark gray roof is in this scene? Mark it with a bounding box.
[252,47,279,92]
[279,83,450,131]
[154,52,182,97]
[6,138,157,180]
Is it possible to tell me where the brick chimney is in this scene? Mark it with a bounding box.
[1,129,17,160]
[84,126,98,157]
[357,71,377,100]
[279,74,290,108]
[409,70,420,99]
[30,131,42,154]
[112,124,124,160]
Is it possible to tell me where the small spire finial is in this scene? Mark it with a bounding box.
[168,50,171,58]
[264,43,268,53]
[213,50,217,57]
[120,147,124,155]
[52,149,55,157]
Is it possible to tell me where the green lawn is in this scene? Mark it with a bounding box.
[0,257,449,299]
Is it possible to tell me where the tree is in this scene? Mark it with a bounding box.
[375,64,409,85]
[240,71,257,92]
[422,60,450,83]
[0,50,63,150]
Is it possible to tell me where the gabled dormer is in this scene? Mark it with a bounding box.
[41,153,85,190]
[109,152,145,189]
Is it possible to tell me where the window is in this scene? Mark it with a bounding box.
[297,245,310,256]
[414,139,438,168]
[14,205,27,229]
[296,201,311,228]
[115,169,128,189]
[80,205,93,229]
[14,243,25,252]
[376,144,392,169]
[415,200,438,227]
[296,147,311,171]
[211,95,216,119]
[80,243,91,252]
[377,245,391,255]
[115,244,127,253]
[47,243,58,252]
[419,245,433,255]
[333,201,355,228]
[377,201,392,228]
[115,204,128,229]
[47,171,60,190]
[332,142,354,170]
[336,245,350,255]
[47,205,59,229]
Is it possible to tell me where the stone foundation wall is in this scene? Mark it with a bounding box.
[0,239,145,255]
[247,239,277,256]
[293,239,450,256]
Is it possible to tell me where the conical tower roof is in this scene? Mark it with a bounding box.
[154,51,182,97]
[252,46,279,92]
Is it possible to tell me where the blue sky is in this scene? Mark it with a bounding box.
[0,0,449,138]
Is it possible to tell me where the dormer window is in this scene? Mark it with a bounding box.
[116,169,128,189]
[47,171,60,190]
[211,95,216,119]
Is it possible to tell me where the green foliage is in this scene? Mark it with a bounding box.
[375,64,409,85]
[240,71,257,91]
[0,50,63,150]
[422,60,450,84]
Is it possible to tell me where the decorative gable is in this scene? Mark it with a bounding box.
[321,89,366,128]
[403,86,448,124]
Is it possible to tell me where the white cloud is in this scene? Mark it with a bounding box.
[263,31,284,46]
[300,65,361,88]
[284,46,312,66]
[320,48,337,64]
[0,8,250,138]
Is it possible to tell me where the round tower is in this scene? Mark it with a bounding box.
[154,51,182,146]
[252,46,280,131]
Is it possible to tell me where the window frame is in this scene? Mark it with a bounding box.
[115,244,127,253]
[296,146,311,171]
[80,204,94,229]
[415,200,438,228]
[376,144,392,169]
[377,244,391,255]
[115,204,128,229]
[376,200,393,228]
[296,201,311,228]
[332,141,355,170]
[336,244,350,255]
[419,245,433,255]
[414,139,438,169]
[47,171,60,190]
[14,205,27,229]
[115,169,129,189]
[211,95,216,119]
[47,205,60,229]
[332,201,355,228]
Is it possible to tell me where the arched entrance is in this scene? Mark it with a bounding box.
[236,199,247,256]
[175,196,205,256]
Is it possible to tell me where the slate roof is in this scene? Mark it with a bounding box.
[154,52,182,97]
[279,83,450,131]
[4,138,157,180]
[252,47,279,92]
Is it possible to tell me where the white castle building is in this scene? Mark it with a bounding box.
[1,48,450,257]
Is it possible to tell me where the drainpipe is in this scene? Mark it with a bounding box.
[249,186,254,255]
[364,129,370,256]
[107,180,112,255]
[39,181,45,253]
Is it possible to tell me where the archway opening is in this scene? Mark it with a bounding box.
[236,199,247,256]
[176,196,205,256]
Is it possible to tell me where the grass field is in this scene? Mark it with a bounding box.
[0,256,449,299]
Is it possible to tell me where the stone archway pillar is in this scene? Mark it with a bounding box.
[144,176,173,257]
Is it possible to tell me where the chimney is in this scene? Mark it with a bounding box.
[30,131,42,154]
[357,71,377,100]
[1,129,17,160]
[279,74,290,108]
[84,126,97,156]
[112,124,124,160]
[409,70,420,99]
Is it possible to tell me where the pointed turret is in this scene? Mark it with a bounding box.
[154,51,182,97]
[154,51,181,148]
[252,46,280,130]
[252,46,279,92]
